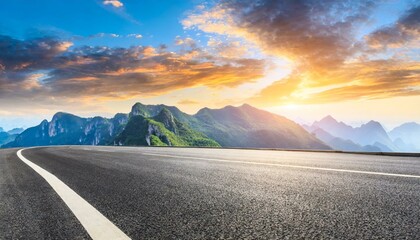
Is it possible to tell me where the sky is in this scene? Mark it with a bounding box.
[0,0,419,130]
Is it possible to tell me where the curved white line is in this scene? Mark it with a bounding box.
[17,149,130,240]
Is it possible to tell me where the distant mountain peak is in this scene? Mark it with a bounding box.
[52,112,78,120]
[53,111,68,116]
[7,128,25,135]
[367,120,380,124]
[240,103,253,108]
[221,105,235,110]
[130,102,149,117]
[114,113,128,119]
[364,120,383,129]
[319,115,338,124]
[195,107,210,115]
[399,122,420,128]
[132,102,145,108]
[307,115,398,152]
[389,122,420,152]
[197,104,256,115]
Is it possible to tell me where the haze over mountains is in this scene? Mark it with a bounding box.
[0,128,24,146]
[1,103,419,153]
[389,123,420,152]
[303,116,420,153]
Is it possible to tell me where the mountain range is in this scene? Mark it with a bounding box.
[2,103,419,153]
[2,103,329,150]
[0,127,24,146]
[303,116,420,152]
[389,122,420,152]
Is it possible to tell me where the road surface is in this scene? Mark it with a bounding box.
[1,146,420,239]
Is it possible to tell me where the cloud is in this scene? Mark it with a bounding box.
[315,60,420,101]
[183,0,419,106]
[2,1,418,113]
[0,35,265,107]
[366,5,420,49]
[177,99,199,105]
[175,36,196,48]
[103,0,123,8]
[101,0,140,25]
[127,34,142,39]
[250,59,420,105]
[0,35,72,71]
[89,33,142,39]
[206,38,249,58]
[184,0,375,69]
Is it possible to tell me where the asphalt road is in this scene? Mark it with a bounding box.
[1,146,420,239]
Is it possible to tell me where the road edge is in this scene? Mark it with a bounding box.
[17,148,131,240]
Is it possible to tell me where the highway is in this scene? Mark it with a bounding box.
[1,146,420,239]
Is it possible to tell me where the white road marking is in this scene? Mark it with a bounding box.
[17,149,131,240]
[141,152,420,179]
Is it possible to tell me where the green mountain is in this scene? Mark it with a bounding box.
[128,103,329,149]
[130,102,198,126]
[3,102,330,150]
[3,113,128,147]
[192,104,329,149]
[115,108,219,147]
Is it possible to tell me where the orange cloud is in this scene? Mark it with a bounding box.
[0,35,266,107]
[250,60,420,105]
[103,0,123,8]
[178,99,199,105]
[184,0,419,107]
